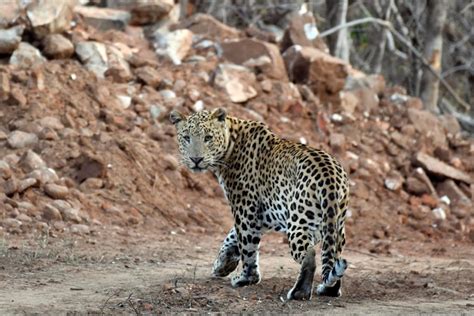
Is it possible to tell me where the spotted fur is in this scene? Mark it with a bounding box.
[170,108,350,300]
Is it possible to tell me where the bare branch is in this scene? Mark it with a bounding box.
[318,17,470,111]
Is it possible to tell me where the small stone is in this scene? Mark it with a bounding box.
[163,154,179,171]
[0,71,10,101]
[9,87,27,106]
[3,178,18,196]
[70,224,90,234]
[75,41,108,78]
[420,194,438,208]
[42,34,74,59]
[17,178,38,193]
[329,133,346,152]
[135,66,161,88]
[261,80,272,93]
[79,177,103,191]
[159,89,176,100]
[2,218,22,230]
[28,167,59,185]
[38,116,64,130]
[7,130,38,149]
[27,0,74,38]
[19,150,46,172]
[9,42,47,69]
[105,45,132,83]
[17,213,32,223]
[405,176,430,195]
[0,160,12,179]
[42,204,63,221]
[432,207,446,221]
[108,0,174,25]
[44,183,69,199]
[384,171,404,192]
[51,200,81,223]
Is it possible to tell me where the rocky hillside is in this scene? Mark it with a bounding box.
[0,1,473,250]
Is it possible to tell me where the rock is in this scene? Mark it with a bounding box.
[344,74,386,96]
[415,152,472,184]
[42,204,63,221]
[135,66,161,88]
[9,87,27,106]
[432,207,446,221]
[42,34,74,59]
[44,183,69,199]
[80,177,104,191]
[28,167,59,185]
[174,14,240,40]
[280,11,328,53]
[27,0,74,38]
[17,178,38,193]
[421,194,438,208]
[52,200,81,223]
[74,6,131,31]
[407,108,447,148]
[159,89,176,100]
[221,38,288,81]
[433,147,452,162]
[213,63,258,103]
[38,116,64,130]
[17,214,32,223]
[283,45,349,97]
[339,91,358,114]
[70,224,90,234]
[75,41,108,78]
[0,25,25,54]
[329,133,346,152]
[108,0,174,25]
[436,180,471,206]
[154,29,193,65]
[7,131,38,149]
[73,154,107,183]
[260,80,272,93]
[3,178,18,196]
[439,114,461,135]
[384,171,404,192]
[2,218,22,230]
[163,154,179,171]
[9,42,47,69]
[344,86,379,112]
[19,150,46,172]
[405,176,430,195]
[0,71,10,101]
[0,160,12,179]
[105,45,132,83]
[0,2,22,28]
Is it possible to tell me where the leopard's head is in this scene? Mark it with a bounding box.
[170,108,228,172]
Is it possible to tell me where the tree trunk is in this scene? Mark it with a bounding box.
[326,0,350,62]
[420,0,448,113]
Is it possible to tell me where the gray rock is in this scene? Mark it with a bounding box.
[0,25,25,54]
[70,224,90,234]
[19,150,46,172]
[7,131,39,149]
[17,178,38,193]
[154,29,193,65]
[10,42,47,69]
[75,41,108,78]
[74,6,130,31]
[107,0,174,25]
[415,152,472,184]
[28,167,59,185]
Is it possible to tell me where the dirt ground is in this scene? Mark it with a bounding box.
[1,227,473,315]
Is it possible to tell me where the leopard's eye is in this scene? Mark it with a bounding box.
[204,135,213,142]
[183,135,190,143]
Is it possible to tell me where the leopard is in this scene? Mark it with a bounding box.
[170,107,350,300]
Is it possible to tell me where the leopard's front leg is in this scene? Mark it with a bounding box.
[212,227,240,277]
[230,211,262,288]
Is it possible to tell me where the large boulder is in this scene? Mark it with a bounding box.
[213,64,258,103]
[74,6,131,31]
[26,0,75,38]
[283,45,349,97]
[106,0,174,25]
[221,38,288,81]
[280,11,329,53]
[0,25,25,54]
[174,13,240,40]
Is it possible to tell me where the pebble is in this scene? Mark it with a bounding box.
[44,183,69,199]
[7,130,38,149]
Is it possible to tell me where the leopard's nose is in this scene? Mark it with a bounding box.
[190,157,204,165]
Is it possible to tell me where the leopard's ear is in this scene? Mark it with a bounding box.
[210,107,227,122]
[170,110,185,125]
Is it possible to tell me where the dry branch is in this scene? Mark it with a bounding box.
[318,17,470,111]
